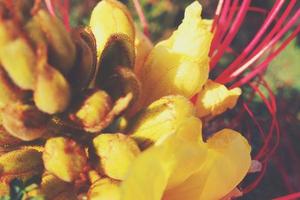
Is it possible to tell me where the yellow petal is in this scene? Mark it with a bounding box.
[34,10,76,74]
[89,0,134,59]
[43,137,87,182]
[34,64,71,114]
[88,178,121,200]
[0,67,26,109]
[139,1,212,106]
[196,80,242,119]
[164,129,251,200]
[120,135,207,200]
[134,28,153,78]
[120,147,168,200]
[74,89,112,129]
[0,38,36,90]
[93,133,140,180]
[129,95,195,149]
[174,116,203,144]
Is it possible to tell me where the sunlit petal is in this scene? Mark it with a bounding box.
[196,80,241,119]
[139,1,212,106]
[164,129,251,200]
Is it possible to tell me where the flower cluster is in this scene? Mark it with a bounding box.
[0,0,256,199]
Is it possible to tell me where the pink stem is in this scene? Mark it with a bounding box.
[216,0,240,49]
[273,192,300,200]
[226,11,300,84]
[62,0,70,31]
[211,0,224,32]
[246,82,279,161]
[45,0,56,16]
[216,0,285,82]
[210,0,234,55]
[243,102,266,139]
[217,0,297,84]
[262,118,280,162]
[210,0,251,69]
[230,25,300,88]
[132,0,150,37]
[247,6,268,15]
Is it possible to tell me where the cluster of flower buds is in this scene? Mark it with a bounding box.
[0,0,253,199]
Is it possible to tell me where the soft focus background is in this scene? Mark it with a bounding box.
[69,0,300,199]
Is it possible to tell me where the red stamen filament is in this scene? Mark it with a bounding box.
[216,0,286,81]
[132,0,150,37]
[273,192,300,200]
[215,1,299,85]
[45,0,56,16]
[210,0,251,69]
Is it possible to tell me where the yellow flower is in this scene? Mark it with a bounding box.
[93,133,140,180]
[134,28,153,79]
[89,0,135,60]
[120,128,251,200]
[88,178,121,200]
[129,95,195,149]
[195,80,242,119]
[74,89,113,129]
[43,137,88,182]
[138,1,212,106]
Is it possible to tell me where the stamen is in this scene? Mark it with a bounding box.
[217,1,299,84]
[273,192,300,200]
[54,0,70,31]
[216,0,286,82]
[211,0,224,32]
[243,102,266,139]
[210,0,235,55]
[210,0,251,69]
[230,25,300,88]
[45,0,56,17]
[132,0,150,37]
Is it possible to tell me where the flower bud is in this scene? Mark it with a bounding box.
[0,67,26,109]
[1,102,49,141]
[172,129,251,200]
[138,1,212,106]
[93,133,140,180]
[34,10,76,74]
[34,64,71,114]
[0,20,17,47]
[28,173,77,200]
[70,28,97,92]
[90,0,135,59]
[43,137,88,182]
[0,37,36,90]
[88,178,120,200]
[195,80,242,119]
[100,66,141,109]
[70,88,134,133]
[0,148,43,183]
[129,95,195,149]
[0,124,21,147]
[175,116,203,143]
[72,89,113,130]
[24,16,47,48]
